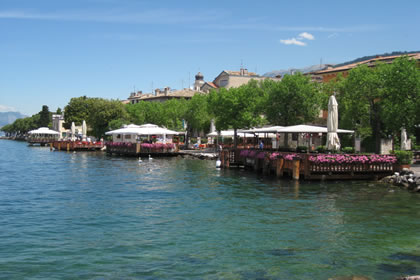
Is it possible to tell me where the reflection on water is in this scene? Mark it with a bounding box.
[0,140,419,280]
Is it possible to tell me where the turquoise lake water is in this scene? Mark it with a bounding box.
[0,140,419,280]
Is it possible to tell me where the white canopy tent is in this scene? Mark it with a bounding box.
[207,129,255,138]
[105,124,179,143]
[28,127,60,135]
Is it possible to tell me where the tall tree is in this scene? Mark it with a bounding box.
[380,57,420,138]
[208,80,266,148]
[38,105,50,127]
[183,93,211,147]
[263,73,323,147]
[64,96,91,127]
[339,64,384,153]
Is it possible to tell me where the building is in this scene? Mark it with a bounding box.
[52,113,67,139]
[125,67,281,104]
[199,68,281,93]
[127,87,197,104]
[310,53,420,83]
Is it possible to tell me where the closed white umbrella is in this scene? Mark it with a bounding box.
[401,128,408,150]
[71,122,76,141]
[82,120,87,141]
[326,95,341,150]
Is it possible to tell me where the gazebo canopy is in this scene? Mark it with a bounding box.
[276,125,353,134]
[242,126,285,134]
[207,130,255,138]
[105,124,179,136]
[28,127,59,135]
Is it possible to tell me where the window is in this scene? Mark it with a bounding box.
[219,80,228,87]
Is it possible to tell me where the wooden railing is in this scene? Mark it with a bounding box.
[221,149,396,180]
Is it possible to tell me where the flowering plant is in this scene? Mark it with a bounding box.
[269,152,280,160]
[282,153,300,161]
[239,150,249,157]
[256,152,266,159]
[308,154,397,164]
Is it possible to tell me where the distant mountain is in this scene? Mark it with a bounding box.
[0,112,27,127]
[263,64,333,78]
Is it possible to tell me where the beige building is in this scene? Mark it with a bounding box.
[199,68,281,93]
[127,87,197,104]
[125,67,281,104]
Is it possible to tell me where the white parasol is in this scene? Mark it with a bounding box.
[326,95,341,150]
[71,122,76,141]
[82,120,87,141]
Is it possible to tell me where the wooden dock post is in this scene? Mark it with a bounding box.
[58,142,61,151]
[225,150,230,168]
[276,158,284,178]
[292,159,300,180]
[136,143,141,154]
[50,143,53,151]
[263,153,270,175]
[67,143,70,152]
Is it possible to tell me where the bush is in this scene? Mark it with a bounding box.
[316,145,326,153]
[342,147,355,154]
[392,150,413,165]
[200,138,208,144]
[296,146,308,153]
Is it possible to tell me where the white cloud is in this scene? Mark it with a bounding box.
[0,105,17,112]
[298,32,314,40]
[279,38,306,46]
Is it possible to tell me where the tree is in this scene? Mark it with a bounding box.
[263,73,323,147]
[56,107,62,115]
[339,64,384,153]
[380,57,420,139]
[183,93,211,147]
[264,73,322,126]
[87,98,128,138]
[208,80,266,148]
[64,96,91,128]
[38,105,50,127]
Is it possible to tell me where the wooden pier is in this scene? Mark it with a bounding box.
[105,142,179,157]
[52,141,104,151]
[220,149,396,180]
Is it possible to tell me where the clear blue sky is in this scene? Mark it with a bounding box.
[1,0,419,115]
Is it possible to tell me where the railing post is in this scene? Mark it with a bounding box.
[292,158,300,180]
[276,158,284,178]
[303,155,310,179]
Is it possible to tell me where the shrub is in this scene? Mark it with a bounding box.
[316,145,326,153]
[341,147,355,154]
[392,150,413,165]
[296,146,308,153]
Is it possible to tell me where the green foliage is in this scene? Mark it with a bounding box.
[184,94,210,132]
[341,147,355,154]
[336,57,420,153]
[64,96,91,127]
[392,150,413,164]
[64,96,128,138]
[38,105,50,127]
[1,114,40,136]
[380,57,420,135]
[87,98,128,138]
[316,145,326,153]
[263,73,323,126]
[296,146,308,153]
[56,107,62,115]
